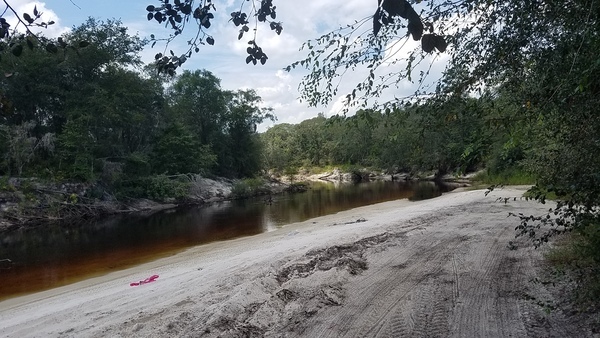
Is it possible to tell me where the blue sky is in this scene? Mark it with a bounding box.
[5,1,447,130]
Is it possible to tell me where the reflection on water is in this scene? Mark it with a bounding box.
[0,181,453,300]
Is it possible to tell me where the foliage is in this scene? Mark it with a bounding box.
[151,122,216,175]
[546,231,600,308]
[282,166,298,183]
[145,0,283,73]
[68,18,146,68]
[261,123,296,172]
[231,178,271,198]
[0,2,87,63]
[123,152,152,178]
[0,17,273,200]
[115,175,190,201]
[471,168,534,186]
[221,89,275,177]
[261,99,495,176]
[512,187,600,248]
[486,0,600,250]
[167,70,227,146]
[166,71,274,178]
[0,121,54,176]
[56,116,95,181]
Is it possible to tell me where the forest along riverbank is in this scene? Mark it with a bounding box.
[0,187,595,337]
[0,169,471,233]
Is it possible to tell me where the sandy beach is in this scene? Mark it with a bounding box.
[0,187,590,337]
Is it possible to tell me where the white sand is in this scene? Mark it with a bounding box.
[0,187,587,337]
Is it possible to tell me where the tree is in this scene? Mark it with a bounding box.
[167,70,227,146]
[221,89,274,177]
[151,122,216,175]
[2,1,443,76]
[65,18,146,71]
[293,115,329,167]
[328,110,381,167]
[260,123,296,172]
[57,116,95,181]
[0,39,66,132]
[0,121,54,176]
[1,18,166,181]
[166,71,274,177]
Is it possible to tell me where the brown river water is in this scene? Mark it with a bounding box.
[0,181,454,300]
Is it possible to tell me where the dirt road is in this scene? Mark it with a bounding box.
[0,187,591,337]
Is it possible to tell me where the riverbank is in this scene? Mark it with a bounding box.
[0,169,472,233]
[0,186,595,337]
[0,176,275,233]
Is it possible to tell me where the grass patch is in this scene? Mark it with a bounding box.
[523,189,559,201]
[231,178,271,198]
[546,230,600,310]
[299,164,378,176]
[472,167,535,185]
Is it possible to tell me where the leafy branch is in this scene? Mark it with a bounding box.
[0,1,88,60]
[146,0,284,75]
[286,0,453,114]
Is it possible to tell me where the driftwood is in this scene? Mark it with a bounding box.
[34,188,97,202]
[0,258,13,270]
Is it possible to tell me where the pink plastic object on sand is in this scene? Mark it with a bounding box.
[130,274,159,287]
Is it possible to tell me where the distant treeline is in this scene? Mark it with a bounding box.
[261,99,526,181]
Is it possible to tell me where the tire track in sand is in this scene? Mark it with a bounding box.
[449,202,529,338]
[304,227,465,338]
[303,201,551,338]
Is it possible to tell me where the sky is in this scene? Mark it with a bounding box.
[3,0,447,131]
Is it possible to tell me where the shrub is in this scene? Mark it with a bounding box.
[472,167,535,185]
[231,178,271,198]
[546,227,600,308]
[115,175,190,201]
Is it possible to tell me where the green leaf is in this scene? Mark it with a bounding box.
[434,35,447,53]
[12,44,23,56]
[421,34,435,53]
[45,43,58,53]
[23,13,34,24]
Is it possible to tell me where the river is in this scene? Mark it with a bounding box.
[0,180,454,300]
